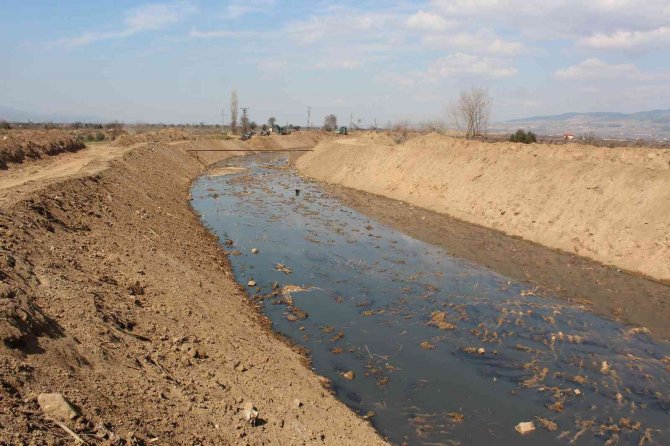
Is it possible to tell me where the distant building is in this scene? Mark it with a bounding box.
[563,132,574,140]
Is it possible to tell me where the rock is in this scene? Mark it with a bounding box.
[574,389,582,396]
[343,371,355,380]
[37,393,80,421]
[251,248,259,254]
[243,402,259,426]
[247,280,256,287]
[515,421,535,435]
[363,411,375,420]
[293,398,302,409]
[600,361,610,374]
[477,347,486,355]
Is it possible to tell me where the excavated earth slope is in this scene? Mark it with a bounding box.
[297,134,670,282]
[0,130,86,169]
[0,137,388,445]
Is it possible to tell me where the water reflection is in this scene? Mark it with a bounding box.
[192,155,669,446]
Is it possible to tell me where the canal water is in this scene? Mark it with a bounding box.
[191,154,669,446]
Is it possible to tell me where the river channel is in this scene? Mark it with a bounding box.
[191,154,669,446]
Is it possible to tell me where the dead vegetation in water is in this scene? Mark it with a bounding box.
[426,311,456,330]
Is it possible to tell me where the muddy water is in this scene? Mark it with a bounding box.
[191,155,670,446]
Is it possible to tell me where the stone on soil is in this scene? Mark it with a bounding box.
[37,393,80,421]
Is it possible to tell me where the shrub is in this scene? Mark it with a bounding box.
[94,132,105,141]
[510,129,537,144]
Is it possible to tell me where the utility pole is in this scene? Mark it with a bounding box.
[349,113,353,130]
[307,106,311,129]
[374,118,377,130]
[221,108,227,133]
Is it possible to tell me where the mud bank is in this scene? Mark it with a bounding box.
[296,134,670,282]
[0,139,387,445]
[324,183,670,339]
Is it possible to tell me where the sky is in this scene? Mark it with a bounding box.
[2,0,670,125]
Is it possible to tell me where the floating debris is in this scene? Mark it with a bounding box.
[515,421,535,435]
[420,340,435,350]
[275,263,293,274]
[426,311,456,330]
[535,417,558,432]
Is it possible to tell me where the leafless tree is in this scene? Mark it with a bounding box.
[323,114,337,131]
[449,87,491,138]
[268,117,276,128]
[230,90,239,134]
[241,107,250,134]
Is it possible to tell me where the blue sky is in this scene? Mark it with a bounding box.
[2,0,670,125]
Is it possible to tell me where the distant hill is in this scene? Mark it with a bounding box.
[494,109,670,140]
[0,106,106,124]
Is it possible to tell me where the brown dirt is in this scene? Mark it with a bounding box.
[323,182,670,340]
[0,135,388,445]
[246,132,332,151]
[0,130,86,170]
[110,128,195,147]
[296,133,670,282]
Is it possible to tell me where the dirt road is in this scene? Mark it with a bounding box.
[0,143,136,206]
[0,137,388,445]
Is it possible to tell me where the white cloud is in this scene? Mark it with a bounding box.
[285,12,397,45]
[426,53,518,79]
[429,0,670,40]
[188,29,269,40]
[406,10,453,31]
[578,26,670,50]
[314,59,361,70]
[422,30,525,56]
[223,0,275,19]
[125,2,192,31]
[554,58,641,79]
[50,1,195,48]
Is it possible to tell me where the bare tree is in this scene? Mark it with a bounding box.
[268,117,276,128]
[323,114,337,131]
[230,90,239,134]
[240,107,250,134]
[449,87,491,138]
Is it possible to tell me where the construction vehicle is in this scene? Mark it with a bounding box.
[272,124,292,135]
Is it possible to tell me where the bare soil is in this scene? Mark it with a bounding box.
[323,183,670,340]
[0,130,86,170]
[0,134,388,445]
[296,133,670,282]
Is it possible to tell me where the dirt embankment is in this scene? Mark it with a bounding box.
[297,134,670,282]
[245,132,332,151]
[110,128,195,147]
[0,138,388,445]
[0,130,86,169]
